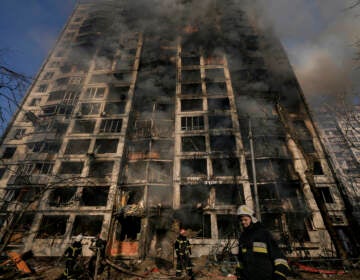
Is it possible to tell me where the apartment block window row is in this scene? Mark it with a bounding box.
[180,158,241,177]
[79,101,126,116]
[181,115,233,131]
[17,162,54,176]
[58,161,114,178]
[72,118,122,134]
[64,138,119,155]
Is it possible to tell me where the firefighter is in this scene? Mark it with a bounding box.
[175,228,194,279]
[61,234,83,280]
[236,205,289,280]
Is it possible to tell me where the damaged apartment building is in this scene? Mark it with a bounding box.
[0,0,358,262]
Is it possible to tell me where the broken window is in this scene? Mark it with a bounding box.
[181,116,204,131]
[320,187,334,203]
[206,82,227,95]
[108,86,129,100]
[80,103,101,115]
[36,215,68,238]
[58,162,84,174]
[29,98,41,106]
[85,87,105,99]
[299,140,315,153]
[72,215,103,236]
[43,72,54,80]
[18,162,53,175]
[177,211,211,238]
[148,186,173,207]
[126,162,147,182]
[55,77,69,86]
[205,68,225,82]
[94,56,112,70]
[81,187,109,206]
[133,119,152,137]
[94,139,119,153]
[37,84,48,92]
[242,136,289,158]
[261,213,282,232]
[99,119,122,133]
[258,184,278,201]
[73,120,96,133]
[215,184,244,205]
[0,168,6,179]
[181,159,207,177]
[151,140,174,159]
[117,216,141,241]
[313,161,324,175]
[10,213,35,243]
[65,139,91,154]
[217,215,239,239]
[208,98,230,111]
[181,99,203,111]
[286,213,310,242]
[182,70,201,83]
[48,91,65,102]
[104,101,126,114]
[182,136,206,152]
[2,147,16,159]
[212,158,240,176]
[13,129,26,139]
[48,187,77,207]
[210,135,236,152]
[120,186,144,205]
[148,162,172,183]
[89,161,114,178]
[246,159,297,182]
[181,83,202,95]
[208,115,232,129]
[180,184,210,207]
[182,56,200,66]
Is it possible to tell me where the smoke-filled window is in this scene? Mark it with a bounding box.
[89,161,114,178]
[81,186,109,206]
[181,56,200,66]
[217,215,240,239]
[181,116,204,131]
[94,139,119,154]
[80,103,101,115]
[208,115,232,129]
[84,87,105,99]
[181,99,203,111]
[48,187,77,207]
[147,186,173,207]
[181,83,202,95]
[58,161,84,174]
[206,82,227,95]
[117,216,141,241]
[104,102,126,115]
[182,136,206,152]
[148,162,172,183]
[36,215,69,239]
[181,70,201,83]
[108,86,129,100]
[120,186,144,205]
[180,184,210,207]
[215,184,244,205]
[126,162,147,183]
[207,98,230,111]
[210,135,236,152]
[176,210,211,239]
[205,68,225,82]
[181,159,207,177]
[71,215,103,236]
[73,120,96,133]
[212,158,241,176]
[65,139,91,154]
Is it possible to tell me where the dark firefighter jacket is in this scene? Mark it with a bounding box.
[175,235,191,256]
[237,222,289,280]
[64,241,82,260]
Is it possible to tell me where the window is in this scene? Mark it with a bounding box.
[85,87,105,99]
[18,162,53,175]
[217,215,239,239]
[81,187,109,206]
[209,115,232,129]
[94,139,119,153]
[206,82,227,95]
[89,161,114,178]
[148,185,173,207]
[48,187,77,207]
[208,98,230,111]
[104,102,126,114]
[178,211,211,238]
[180,184,210,206]
[71,215,104,236]
[13,129,26,139]
[320,187,334,203]
[2,147,16,159]
[313,161,324,175]
[58,162,84,174]
[205,68,225,82]
[36,215,69,238]
[80,103,101,115]
[215,184,244,205]
[55,77,69,86]
[73,120,96,133]
[37,84,48,92]
[65,139,91,154]
[181,116,204,131]
[99,119,122,133]
[117,216,141,241]
[49,61,61,68]
[43,72,54,80]
[108,86,128,100]
[182,136,206,152]
[0,168,6,179]
[182,70,201,83]
[182,56,200,66]
[212,158,240,176]
[210,135,236,152]
[29,98,41,106]
[48,91,65,102]
[181,159,207,177]
[181,99,203,111]
[181,83,202,95]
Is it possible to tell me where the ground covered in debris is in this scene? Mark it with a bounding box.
[1,256,360,279]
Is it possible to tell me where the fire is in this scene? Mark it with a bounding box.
[183,25,199,34]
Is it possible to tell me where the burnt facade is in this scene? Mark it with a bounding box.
[0,0,356,259]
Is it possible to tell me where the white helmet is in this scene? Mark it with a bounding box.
[75,234,83,242]
[237,205,258,223]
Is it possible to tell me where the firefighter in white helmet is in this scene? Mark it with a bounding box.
[236,205,289,280]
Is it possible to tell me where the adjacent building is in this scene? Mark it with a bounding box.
[0,0,357,259]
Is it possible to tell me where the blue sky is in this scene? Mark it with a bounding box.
[0,0,76,77]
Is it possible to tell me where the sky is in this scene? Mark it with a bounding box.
[0,0,359,111]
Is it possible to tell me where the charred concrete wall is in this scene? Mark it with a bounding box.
[0,0,356,258]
